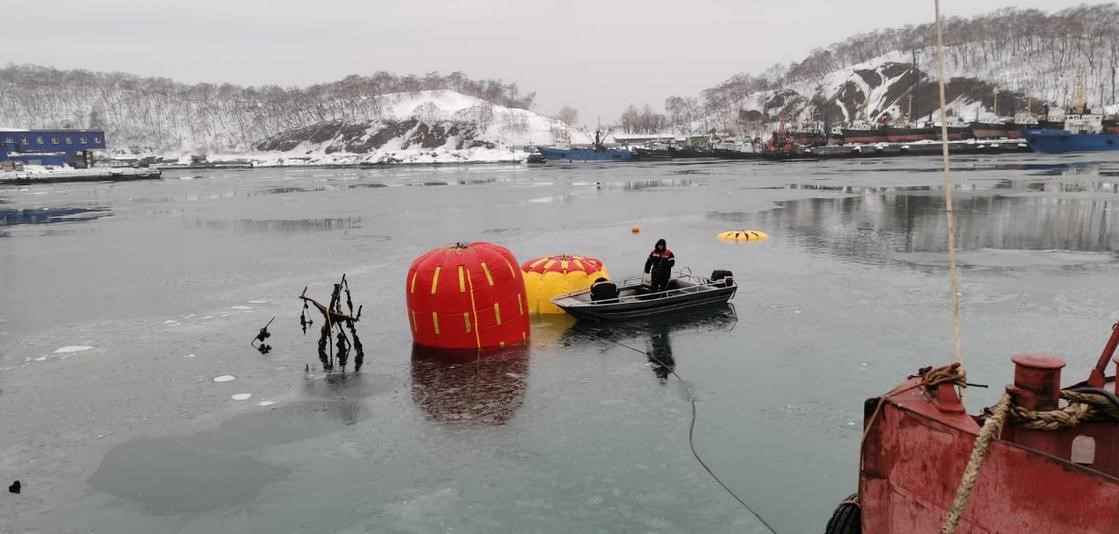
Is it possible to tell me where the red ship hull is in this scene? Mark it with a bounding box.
[841,131,889,145]
[860,377,1119,533]
[843,324,1119,534]
[970,123,1023,139]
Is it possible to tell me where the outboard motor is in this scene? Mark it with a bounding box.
[710,270,734,287]
[590,278,619,301]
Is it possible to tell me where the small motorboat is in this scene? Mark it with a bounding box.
[550,270,736,321]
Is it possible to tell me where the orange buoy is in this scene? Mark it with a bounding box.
[405,242,530,350]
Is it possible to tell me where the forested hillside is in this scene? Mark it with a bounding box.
[640,4,1119,134]
[0,67,540,155]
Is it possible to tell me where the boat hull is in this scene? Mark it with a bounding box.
[841,129,889,145]
[537,147,633,161]
[884,127,936,143]
[1023,129,1119,153]
[969,122,1022,139]
[860,376,1119,533]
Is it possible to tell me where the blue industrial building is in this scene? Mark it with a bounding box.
[0,129,106,168]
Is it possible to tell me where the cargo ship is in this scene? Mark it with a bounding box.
[536,130,633,162]
[1023,105,1119,153]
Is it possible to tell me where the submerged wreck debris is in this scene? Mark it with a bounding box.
[250,316,275,354]
[299,274,365,372]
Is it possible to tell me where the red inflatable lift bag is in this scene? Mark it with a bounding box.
[406,242,531,350]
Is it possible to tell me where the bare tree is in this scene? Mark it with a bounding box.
[557,106,579,127]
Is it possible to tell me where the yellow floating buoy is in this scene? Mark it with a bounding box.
[717,230,768,242]
[631,225,641,234]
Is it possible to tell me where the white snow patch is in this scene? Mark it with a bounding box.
[231,393,252,401]
[184,353,196,358]
[247,300,267,304]
[213,375,235,382]
[257,400,275,407]
[231,305,253,310]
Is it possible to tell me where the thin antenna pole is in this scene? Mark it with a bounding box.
[934,0,963,365]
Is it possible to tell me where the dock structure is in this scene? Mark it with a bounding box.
[0,167,160,185]
[0,129,107,169]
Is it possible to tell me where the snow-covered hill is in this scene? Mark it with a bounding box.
[686,4,1119,135]
[235,91,584,165]
[0,67,574,164]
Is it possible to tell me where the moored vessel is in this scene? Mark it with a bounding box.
[537,130,633,161]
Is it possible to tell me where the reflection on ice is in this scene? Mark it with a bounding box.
[559,305,737,382]
[195,217,363,233]
[410,345,529,425]
[748,190,1119,265]
[0,206,110,226]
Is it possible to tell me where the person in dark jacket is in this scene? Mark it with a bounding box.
[643,238,675,293]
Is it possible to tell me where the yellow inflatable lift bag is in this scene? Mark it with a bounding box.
[521,255,610,314]
[717,230,768,242]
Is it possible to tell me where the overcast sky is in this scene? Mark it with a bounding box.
[5,0,1096,123]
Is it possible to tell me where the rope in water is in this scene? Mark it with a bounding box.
[573,326,781,534]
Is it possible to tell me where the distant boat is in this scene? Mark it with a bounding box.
[537,130,633,162]
[1022,109,1119,153]
[537,146,632,161]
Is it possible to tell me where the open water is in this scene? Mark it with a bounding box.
[1,153,1118,533]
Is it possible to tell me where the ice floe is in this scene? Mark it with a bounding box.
[54,345,93,354]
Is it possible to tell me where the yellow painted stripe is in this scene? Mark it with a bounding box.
[431,266,442,294]
[410,310,417,332]
[517,293,523,315]
[543,259,556,271]
[466,265,483,349]
[480,262,494,286]
[561,259,569,272]
[504,258,516,277]
[499,341,505,348]
[463,312,471,333]
[529,258,548,269]
[457,266,465,293]
[573,259,584,271]
[431,312,440,335]
[410,271,418,294]
[493,302,502,325]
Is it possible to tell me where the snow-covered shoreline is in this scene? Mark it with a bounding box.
[0,166,160,184]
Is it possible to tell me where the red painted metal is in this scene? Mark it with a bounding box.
[1088,321,1119,388]
[857,330,1119,533]
[1010,353,1065,410]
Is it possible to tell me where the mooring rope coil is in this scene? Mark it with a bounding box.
[573,326,780,534]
